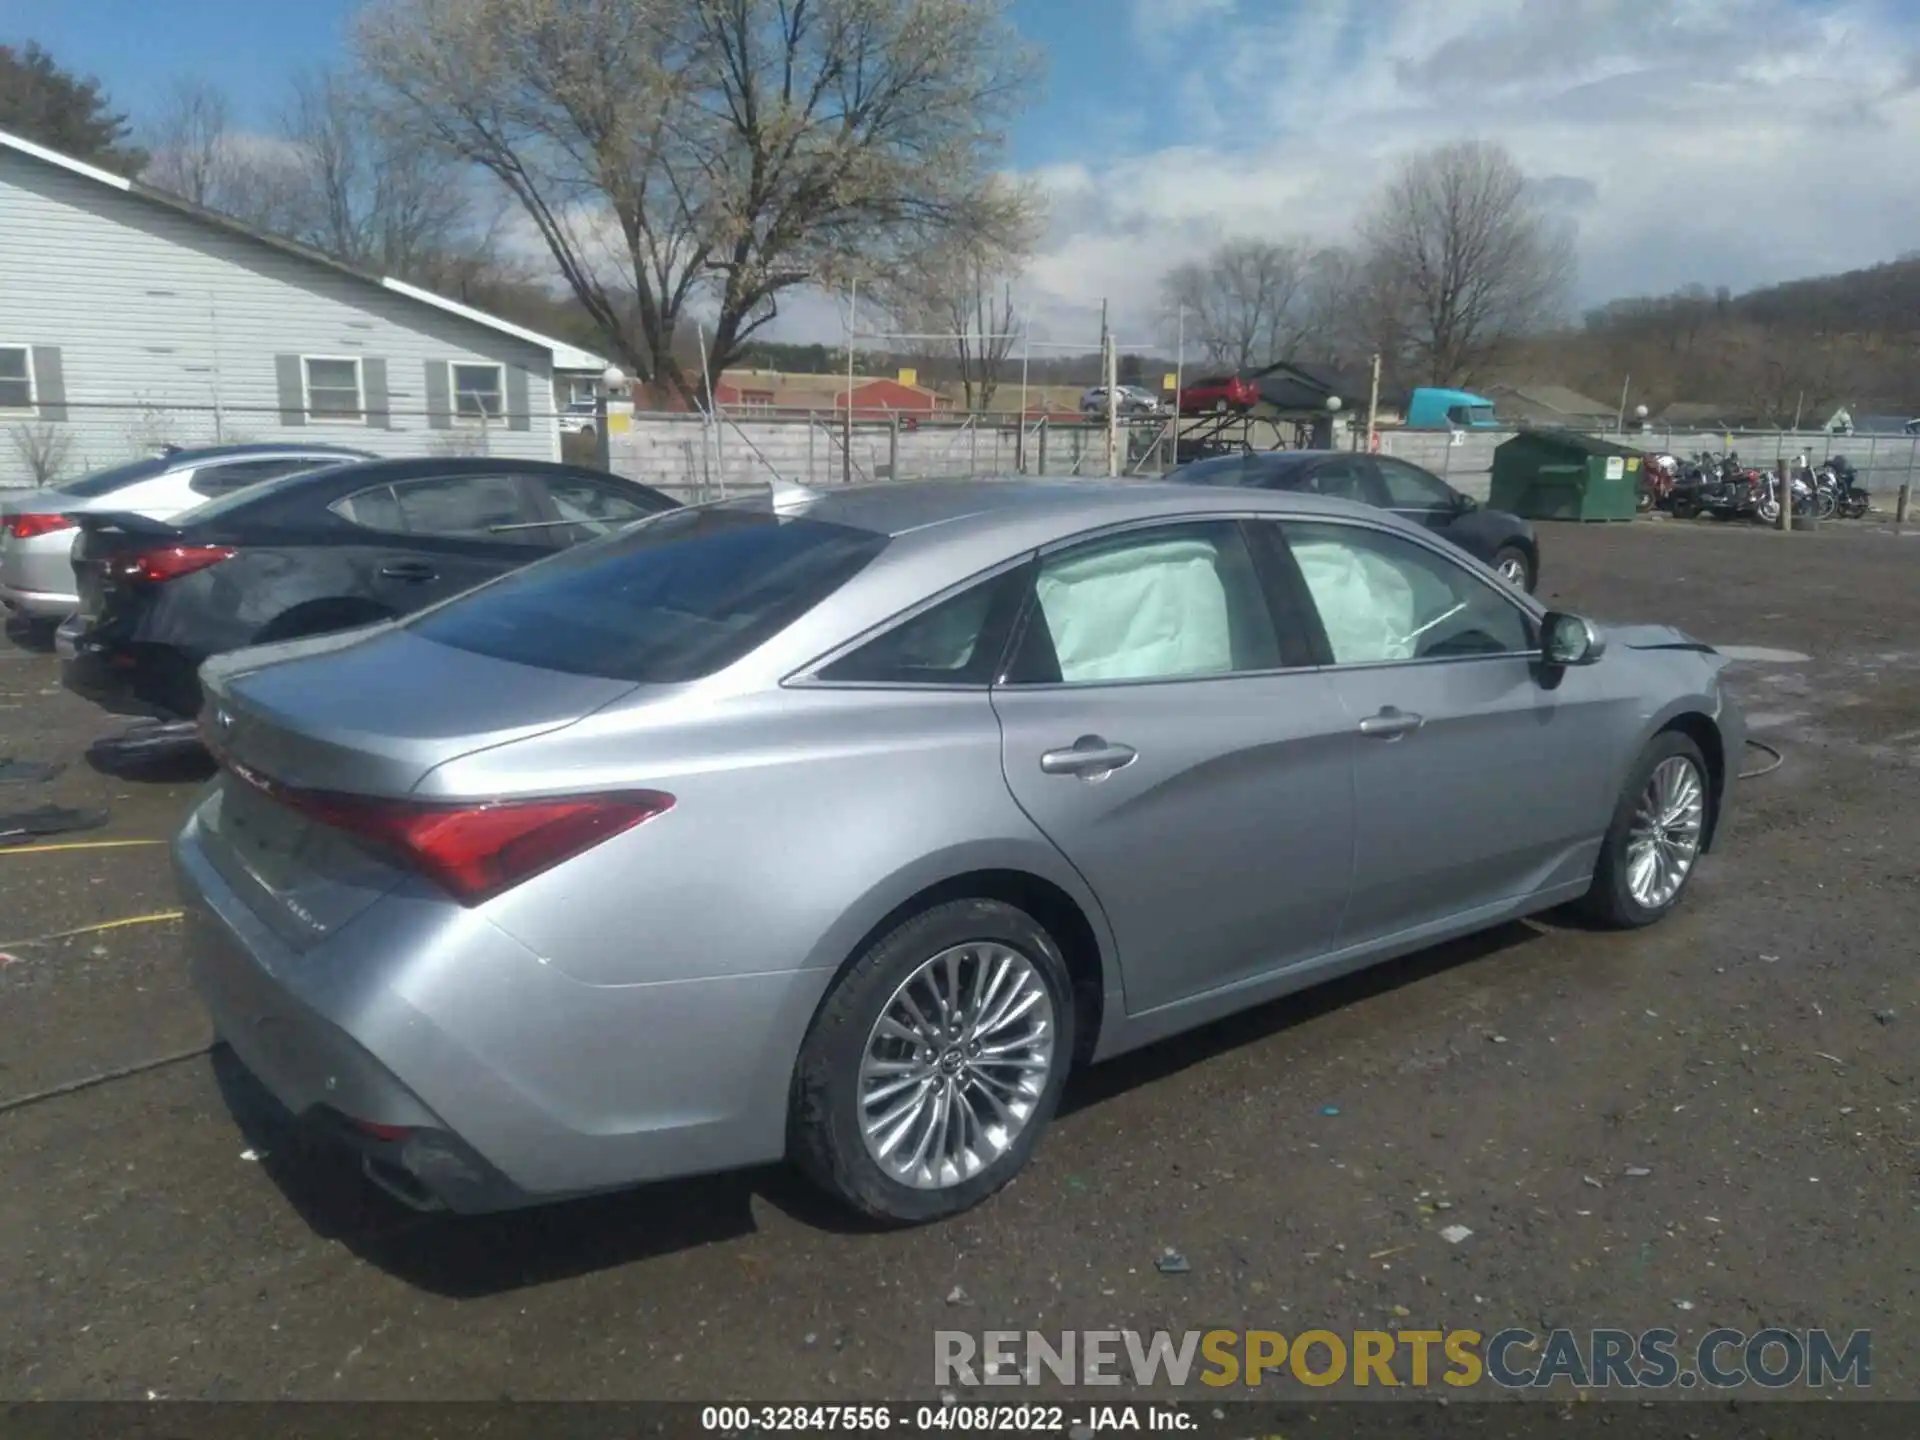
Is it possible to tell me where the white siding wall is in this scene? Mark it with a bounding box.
[0,150,560,490]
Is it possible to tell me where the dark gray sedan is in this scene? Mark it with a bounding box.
[1169,449,1541,591]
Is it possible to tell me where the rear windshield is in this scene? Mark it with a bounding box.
[409,507,888,682]
[60,457,171,499]
[172,464,354,525]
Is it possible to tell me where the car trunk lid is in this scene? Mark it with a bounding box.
[68,512,190,628]
[195,629,640,949]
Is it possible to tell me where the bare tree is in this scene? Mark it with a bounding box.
[871,180,1040,412]
[357,0,1039,404]
[280,69,481,286]
[1358,140,1573,386]
[1158,238,1310,373]
[8,422,73,486]
[143,78,301,229]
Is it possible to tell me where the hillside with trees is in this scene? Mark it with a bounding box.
[1510,257,1920,424]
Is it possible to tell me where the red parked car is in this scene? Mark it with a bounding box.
[1177,374,1260,416]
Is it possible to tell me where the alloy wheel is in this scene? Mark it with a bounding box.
[1496,553,1529,587]
[1624,755,1705,909]
[857,942,1056,1191]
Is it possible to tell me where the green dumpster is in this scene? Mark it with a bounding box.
[1489,429,1644,521]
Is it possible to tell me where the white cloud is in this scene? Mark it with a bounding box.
[1004,0,1920,345]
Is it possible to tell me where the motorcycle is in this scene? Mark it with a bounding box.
[1669,452,1761,520]
[1818,455,1871,519]
[1753,459,1817,525]
[1640,453,1684,512]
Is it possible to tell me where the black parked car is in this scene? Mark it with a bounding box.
[58,457,678,721]
[1167,449,1540,591]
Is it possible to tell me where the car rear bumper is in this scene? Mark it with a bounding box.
[0,582,77,620]
[174,809,833,1213]
[59,632,188,720]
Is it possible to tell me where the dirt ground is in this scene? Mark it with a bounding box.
[0,515,1915,1403]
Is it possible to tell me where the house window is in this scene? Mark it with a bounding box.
[452,363,505,422]
[302,357,364,421]
[0,347,33,413]
[566,376,597,406]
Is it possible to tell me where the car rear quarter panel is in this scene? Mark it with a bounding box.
[431,683,1116,992]
[132,544,392,655]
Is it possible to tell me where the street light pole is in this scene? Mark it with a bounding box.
[844,279,858,488]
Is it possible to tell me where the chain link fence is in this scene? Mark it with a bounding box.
[1,398,565,492]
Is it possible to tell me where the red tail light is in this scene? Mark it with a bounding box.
[6,513,74,540]
[226,760,672,904]
[116,545,235,583]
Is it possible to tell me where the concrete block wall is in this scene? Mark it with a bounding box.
[612,414,1117,502]
[612,413,1920,508]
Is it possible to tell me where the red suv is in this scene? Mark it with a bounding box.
[1176,374,1260,416]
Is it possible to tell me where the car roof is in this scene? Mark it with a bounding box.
[157,442,374,468]
[710,474,1384,543]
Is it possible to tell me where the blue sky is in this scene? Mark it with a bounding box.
[6,0,1131,164]
[9,0,1920,343]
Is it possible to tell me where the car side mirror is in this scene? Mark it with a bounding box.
[1541,612,1606,667]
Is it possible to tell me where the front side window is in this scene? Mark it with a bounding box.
[1373,457,1457,508]
[1008,521,1281,684]
[532,475,672,543]
[0,347,32,412]
[1283,521,1533,665]
[304,358,363,420]
[452,363,505,422]
[410,508,888,683]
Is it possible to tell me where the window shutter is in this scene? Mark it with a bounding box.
[424,360,452,430]
[274,355,306,426]
[362,358,391,429]
[30,347,67,422]
[506,366,531,432]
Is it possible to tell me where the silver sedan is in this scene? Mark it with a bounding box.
[176,479,1742,1223]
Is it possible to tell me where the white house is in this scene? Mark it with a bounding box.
[0,127,605,490]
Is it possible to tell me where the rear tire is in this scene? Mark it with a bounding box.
[789,898,1075,1225]
[1578,731,1710,929]
[1491,543,1535,592]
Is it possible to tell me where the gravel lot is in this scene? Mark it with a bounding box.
[1,516,1915,1402]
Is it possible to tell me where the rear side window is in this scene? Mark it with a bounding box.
[816,568,1027,685]
[1171,455,1304,489]
[387,474,539,538]
[410,507,888,682]
[188,457,338,498]
[59,457,170,499]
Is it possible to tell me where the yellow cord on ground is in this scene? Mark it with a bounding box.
[0,910,184,951]
[0,839,166,856]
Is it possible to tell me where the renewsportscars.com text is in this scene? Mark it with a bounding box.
[934,1327,1871,1391]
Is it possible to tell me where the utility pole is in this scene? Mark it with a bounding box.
[1615,374,1631,435]
[1101,298,1119,477]
[1171,305,1186,471]
[844,279,857,487]
[1365,351,1382,453]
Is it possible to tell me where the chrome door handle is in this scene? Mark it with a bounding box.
[1358,707,1424,739]
[1040,737,1138,777]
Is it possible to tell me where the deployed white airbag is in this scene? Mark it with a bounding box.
[1291,538,1417,663]
[1037,538,1233,681]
